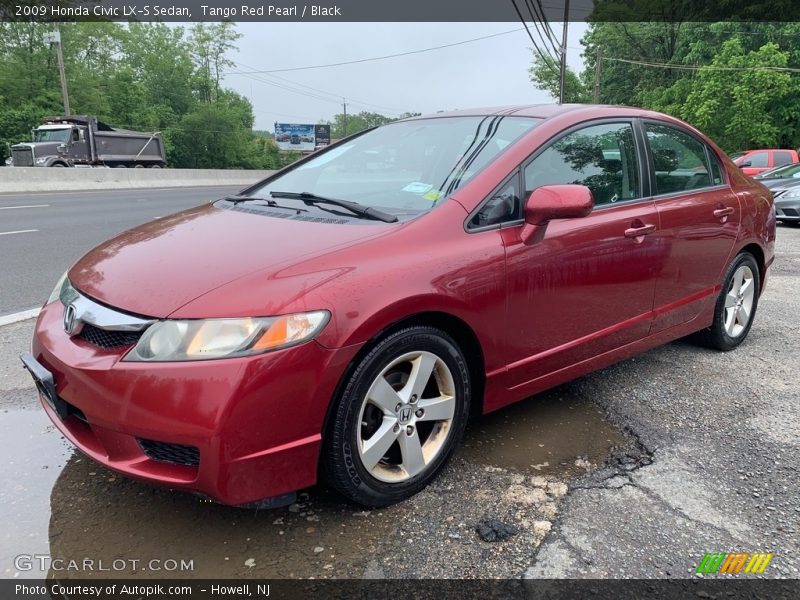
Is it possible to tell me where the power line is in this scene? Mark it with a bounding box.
[510,0,560,77]
[603,56,800,73]
[228,27,525,74]
[228,62,405,116]
[526,0,561,57]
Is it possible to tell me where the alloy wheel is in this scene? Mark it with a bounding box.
[356,351,456,483]
[724,264,755,338]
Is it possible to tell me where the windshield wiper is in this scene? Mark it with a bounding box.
[221,195,308,212]
[269,191,398,223]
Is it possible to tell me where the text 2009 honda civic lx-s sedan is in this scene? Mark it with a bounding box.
[22,105,775,507]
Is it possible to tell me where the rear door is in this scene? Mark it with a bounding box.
[497,120,660,389]
[642,121,740,333]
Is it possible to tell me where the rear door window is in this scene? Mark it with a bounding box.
[774,151,793,167]
[644,123,712,194]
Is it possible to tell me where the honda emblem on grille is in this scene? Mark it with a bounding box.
[63,303,80,335]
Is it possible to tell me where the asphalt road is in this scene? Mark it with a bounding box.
[527,224,800,579]
[0,185,243,316]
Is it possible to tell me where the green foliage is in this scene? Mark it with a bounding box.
[0,22,271,168]
[321,111,422,139]
[530,18,800,152]
[529,56,591,103]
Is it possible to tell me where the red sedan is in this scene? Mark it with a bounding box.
[22,105,775,507]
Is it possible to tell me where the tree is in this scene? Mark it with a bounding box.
[682,40,797,150]
[323,111,421,139]
[189,22,241,103]
[537,19,800,152]
[529,55,591,103]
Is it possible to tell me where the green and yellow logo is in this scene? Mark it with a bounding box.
[696,552,773,574]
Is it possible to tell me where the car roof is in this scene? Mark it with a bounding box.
[410,104,663,121]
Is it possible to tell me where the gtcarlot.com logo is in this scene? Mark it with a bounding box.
[14,554,194,572]
[696,552,773,574]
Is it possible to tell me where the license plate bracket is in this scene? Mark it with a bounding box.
[20,351,68,420]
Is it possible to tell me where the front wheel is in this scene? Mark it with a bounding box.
[698,252,760,351]
[322,326,471,507]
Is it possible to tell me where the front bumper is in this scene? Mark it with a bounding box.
[774,194,800,222]
[29,301,360,506]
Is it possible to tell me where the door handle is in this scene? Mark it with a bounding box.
[624,224,656,239]
[713,206,735,222]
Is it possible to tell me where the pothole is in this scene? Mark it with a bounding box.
[458,386,629,477]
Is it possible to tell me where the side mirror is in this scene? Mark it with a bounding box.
[520,185,594,245]
[739,161,751,168]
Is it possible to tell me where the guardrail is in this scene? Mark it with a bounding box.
[0,168,276,193]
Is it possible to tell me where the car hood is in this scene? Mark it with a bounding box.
[757,177,800,190]
[69,202,388,318]
[771,181,800,193]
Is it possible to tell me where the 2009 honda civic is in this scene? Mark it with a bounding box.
[22,105,775,507]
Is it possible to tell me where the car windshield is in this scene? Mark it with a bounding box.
[248,116,540,213]
[33,127,71,142]
[755,163,800,179]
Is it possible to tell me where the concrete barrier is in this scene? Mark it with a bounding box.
[0,167,277,193]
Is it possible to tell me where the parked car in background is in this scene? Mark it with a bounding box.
[770,179,800,225]
[22,105,775,508]
[752,163,800,189]
[733,148,799,176]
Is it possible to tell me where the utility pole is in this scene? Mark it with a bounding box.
[342,98,348,136]
[558,0,570,105]
[44,29,70,116]
[593,47,603,104]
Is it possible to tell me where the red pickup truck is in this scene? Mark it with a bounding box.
[732,148,800,176]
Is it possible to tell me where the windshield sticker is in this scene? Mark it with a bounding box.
[422,190,443,201]
[402,182,433,194]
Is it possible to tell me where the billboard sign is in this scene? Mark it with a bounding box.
[274,123,316,151]
[314,124,331,149]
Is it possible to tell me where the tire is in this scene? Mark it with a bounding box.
[697,252,760,351]
[322,326,471,507]
[149,164,162,169]
[50,163,65,167]
[133,164,144,169]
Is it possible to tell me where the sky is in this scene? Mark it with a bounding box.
[219,22,590,131]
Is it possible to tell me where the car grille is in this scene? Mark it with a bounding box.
[138,439,200,467]
[78,324,142,349]
[782,208,799,217]
[11,147,34,167]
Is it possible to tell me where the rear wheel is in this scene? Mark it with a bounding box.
[697,252,760,351]
[322,326,471,506]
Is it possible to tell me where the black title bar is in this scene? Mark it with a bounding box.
[2,0,799,22]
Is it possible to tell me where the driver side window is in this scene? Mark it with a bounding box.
[523,122,640,207]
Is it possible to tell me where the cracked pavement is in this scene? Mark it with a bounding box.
[526,224,800,579]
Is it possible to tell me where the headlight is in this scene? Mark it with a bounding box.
[46,271,69,305]
[124,311,330,362]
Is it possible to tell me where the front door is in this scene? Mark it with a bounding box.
[503,121,661,390]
